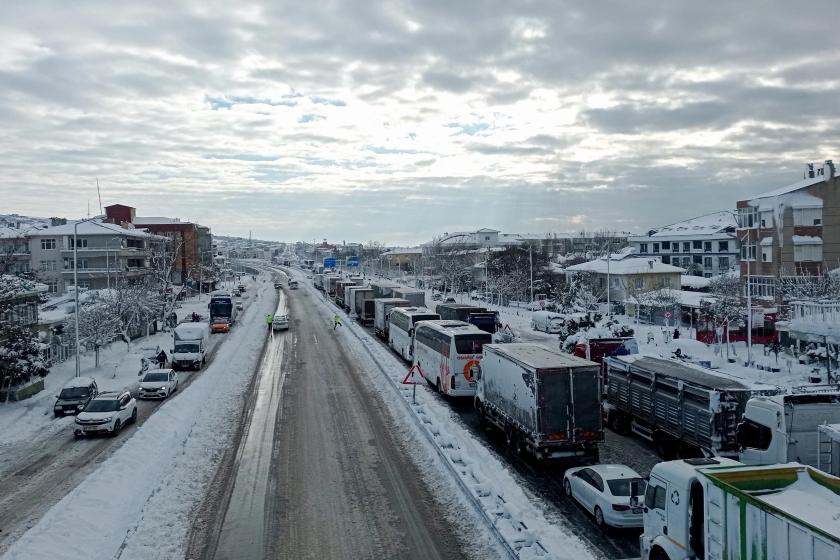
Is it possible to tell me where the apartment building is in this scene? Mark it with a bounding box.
[736,160,839,301]
[27,220,159,293]
[0,226,34,275]
[628,211,739,278]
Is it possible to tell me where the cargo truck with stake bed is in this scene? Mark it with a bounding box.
[373,298,410,339]
[640,458,840,560]
[475,343,602,461]
[603,355,779,458]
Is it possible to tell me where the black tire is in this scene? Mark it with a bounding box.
[650,547,671,560]
[54,412,61,418]
[74,432,83,439]
[594,506,605,528]
[514,433,526,456]
[131,408,138,424]
[436,378,442,394]
[563,478,572,498]
[112,420,122,436]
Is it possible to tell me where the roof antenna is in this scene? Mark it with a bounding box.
[97,178,103,215]
[87,199,90,217]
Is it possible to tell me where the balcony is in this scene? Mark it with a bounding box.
[787,301,840,343]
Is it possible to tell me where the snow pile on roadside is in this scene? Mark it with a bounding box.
[2,276,276,560]
[298,275,596,560]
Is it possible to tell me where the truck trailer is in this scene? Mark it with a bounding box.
[475,343,602,461]
[374,298,410,338]
[392,287,426,308]
[324,275,343,297]
[371,280,400,299]
[436,303,499,334]
[334,280,355,308]
[640,458,840,560]
[349,287,374,323]
[604,355,779,458]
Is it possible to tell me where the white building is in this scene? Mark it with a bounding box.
[565,255,686,302]
[628,211,739,278]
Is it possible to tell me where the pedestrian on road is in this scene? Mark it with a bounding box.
[333,314,342,330]
[156,349,167,368]
[673,328,680,339]
[266,314,274,328]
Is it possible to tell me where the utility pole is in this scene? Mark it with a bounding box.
[73,215,104,377]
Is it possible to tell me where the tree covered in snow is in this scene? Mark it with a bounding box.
[101,280,163,351]
[706,274,746,325]
[486,243,556,304]
[0,275,48,396]
[778,272,840,302]
[63,300,119,368]
[432,243,472,296]
[554,273,599,313]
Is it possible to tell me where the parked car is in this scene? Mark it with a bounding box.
[54,376,99,417]
[237,284,246,293]
[274,281,282,289]
[138,369,179,399]
[563,464,647,528]
[235,301,244,311]
[74,391,137,438]
[431,291,443,301]
[288,280,298,289]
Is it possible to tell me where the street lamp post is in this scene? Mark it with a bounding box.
[105,236,121,290]
[73,215,105,377]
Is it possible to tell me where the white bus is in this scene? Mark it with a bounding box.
[413,320,492,397]
[388,307,440,361]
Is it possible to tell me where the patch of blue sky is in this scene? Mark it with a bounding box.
[445,122,490,135]
[204,153,278,161]
[310,96,347,106]
[205,94,298,110]
[298,113,325,123]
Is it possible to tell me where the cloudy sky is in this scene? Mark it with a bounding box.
[2,1,839,244]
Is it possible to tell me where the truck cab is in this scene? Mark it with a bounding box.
[738,391,840,468]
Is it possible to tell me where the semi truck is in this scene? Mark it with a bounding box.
[475,343,602,462]
[373,298,410,339]
[334,280,355,308]
[603,355,779,458]
[324,275,343,297]
[313,273,325,291]
[371,280,399,299]
[640,459,840,560]
[349,287,374,324]
[435,303,499,334]
[737,389,840,469]
[171,322,210,370]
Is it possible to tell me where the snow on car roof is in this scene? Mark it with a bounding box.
[63,376,96,388]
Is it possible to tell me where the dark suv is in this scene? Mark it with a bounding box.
[54,377,99,417]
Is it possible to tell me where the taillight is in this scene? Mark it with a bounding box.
[612,504,631,511]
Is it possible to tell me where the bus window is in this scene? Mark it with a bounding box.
[454,334,492,354]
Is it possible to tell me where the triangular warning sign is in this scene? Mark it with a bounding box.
[402,364,425,385]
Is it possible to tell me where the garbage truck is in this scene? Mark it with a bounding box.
[640,458,840,560]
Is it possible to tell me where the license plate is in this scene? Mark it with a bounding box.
[632,507,643,514]
[83,426,103,432]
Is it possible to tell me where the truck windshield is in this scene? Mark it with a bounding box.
[454,334,492,354]
[175,343,200,353]
[608,478,646,497]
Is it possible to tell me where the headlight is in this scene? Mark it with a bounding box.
[102,416,113,422]
[77,404,84,409]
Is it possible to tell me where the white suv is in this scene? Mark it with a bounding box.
[74,391,137,438]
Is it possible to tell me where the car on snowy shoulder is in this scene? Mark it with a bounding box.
[54,376,99,417]
[138,369,179,399]
[563,464,647,528]
[74,391,137,438]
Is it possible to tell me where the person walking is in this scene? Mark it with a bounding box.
[265,314,274,329]
[156,349,167,369]
[333,314,342,330]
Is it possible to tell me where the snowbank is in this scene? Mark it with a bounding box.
[2,275,276,560]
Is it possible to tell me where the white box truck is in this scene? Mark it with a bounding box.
[172,323,210,370]
[640,459,840,560]
[475,343,602,461]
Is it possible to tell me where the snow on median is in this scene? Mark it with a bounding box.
[2,276,277,560]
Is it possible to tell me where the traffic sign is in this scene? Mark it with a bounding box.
[402,364,425,385]
[664,311,672,318]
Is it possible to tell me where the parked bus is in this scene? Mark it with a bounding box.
[413,320,492,397]
[209,291,237,324]
[388,307,440,361]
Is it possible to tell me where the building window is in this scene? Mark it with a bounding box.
[718,256,729,269]
[741,241,757,261]
[692,240,702,250]
[761,245,772,262]
[693,255,703,264]
[662,241,670,250]
[704,257,713,269]
[747,276,776,299]
[718,241,729,252]
[41,238,56,250]
[46,280,58,293]
[661,255,670,264]
[484,236,490,241]
[793,207,823,227]
[794,242,823,262]
[639,243,648,253]
[635,277,644,289]
[738,207,758,228]
[681,242,689,252]
[75,238,88,248]
[40,260,56,271]
[759,210,773,228]
[704,241,712,253]
[653,243,660,253]
[683,257,692,268]
[663,277,671,288]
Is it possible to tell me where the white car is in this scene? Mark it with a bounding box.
[272,314,290,331]
[74,391,137,438]
[563,464,647,528]
[138,369,179,399]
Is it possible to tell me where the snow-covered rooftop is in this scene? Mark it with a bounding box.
[623,288,715,308]
[30,220,158,239]
[382,247,423,255]
[133,216,186,225]
[566,257,685,275]
[628,211,737,241]
[679,275,712,289]
[745,173,827,202]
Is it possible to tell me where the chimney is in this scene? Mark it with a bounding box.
[805,163,815,179]
[824,160,835,182]
[648,259,654,270]
[50,217,67,226]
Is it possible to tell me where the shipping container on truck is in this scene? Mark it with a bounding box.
[371,280,400,299]
[373,298,410,339]
[392,287,426,307]
[435,303,499,334]
[475,343,602,462]
[324,275,343,297]
[349,287,374,321]
[313,273,325,290]
[604,355,780,458]
[641,458,840,560]
[334,280,355,308]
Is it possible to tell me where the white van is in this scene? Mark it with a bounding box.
[530,310,565,334]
